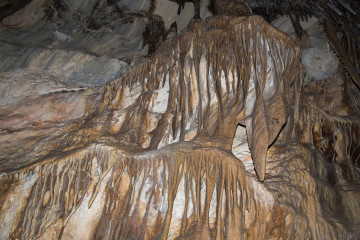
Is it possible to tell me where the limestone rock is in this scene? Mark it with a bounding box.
[272,16,341,84]
[0,13,360,240]
[0,0,149,62]
[0,0,211,64]
[0,41,129,88]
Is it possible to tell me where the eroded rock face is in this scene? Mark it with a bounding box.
[0,0,211,63]
[296,74,360,184]
[0,42,129,88]
[0,14,360,240]
[272,16,341,84]
[0,15,301,177]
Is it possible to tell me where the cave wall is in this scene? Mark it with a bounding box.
[0,0,360,240]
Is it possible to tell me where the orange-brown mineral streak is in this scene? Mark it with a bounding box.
[188,157,197,224]
[204,154,218,225]
[132,162,149,239]
[211,32,225,136]
[149,75,173,149]
[233,28,249,117]
[179,53,187,141]
[139,184,155,239]
[88,166,112,208]
[202,46,212,134]
[230,167,244,240]
[195,153,203,220]
[160,152,185,240]
[180,169,190,234]
[215,158,225,240]
[193,37,203,132]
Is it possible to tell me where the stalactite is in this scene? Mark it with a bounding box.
[0,141,255,239]
[106,16,301,181]
[295,74,360,183]
[3,15,337,240]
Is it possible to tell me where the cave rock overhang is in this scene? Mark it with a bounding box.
[108,15,302,181]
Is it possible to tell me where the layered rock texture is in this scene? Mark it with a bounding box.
[1,0,360,240]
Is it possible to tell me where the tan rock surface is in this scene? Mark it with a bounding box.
[0,15,359,240]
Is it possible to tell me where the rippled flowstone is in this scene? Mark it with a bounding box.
[2,139,354,239]
[0,15,360,239]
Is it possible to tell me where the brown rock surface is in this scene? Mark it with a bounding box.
[0,14,360,240]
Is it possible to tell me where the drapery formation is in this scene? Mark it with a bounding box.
[0,15,309,239]
[105,15,301,181]
[0,15,301,179]
[1,143,253,239]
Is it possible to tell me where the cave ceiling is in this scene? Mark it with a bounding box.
[0,0,360,239]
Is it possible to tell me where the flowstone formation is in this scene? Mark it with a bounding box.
[0,14,360,240]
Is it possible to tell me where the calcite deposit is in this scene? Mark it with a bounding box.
[0,0,360,239]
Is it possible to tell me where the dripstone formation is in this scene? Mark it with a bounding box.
[0,1,360,239]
